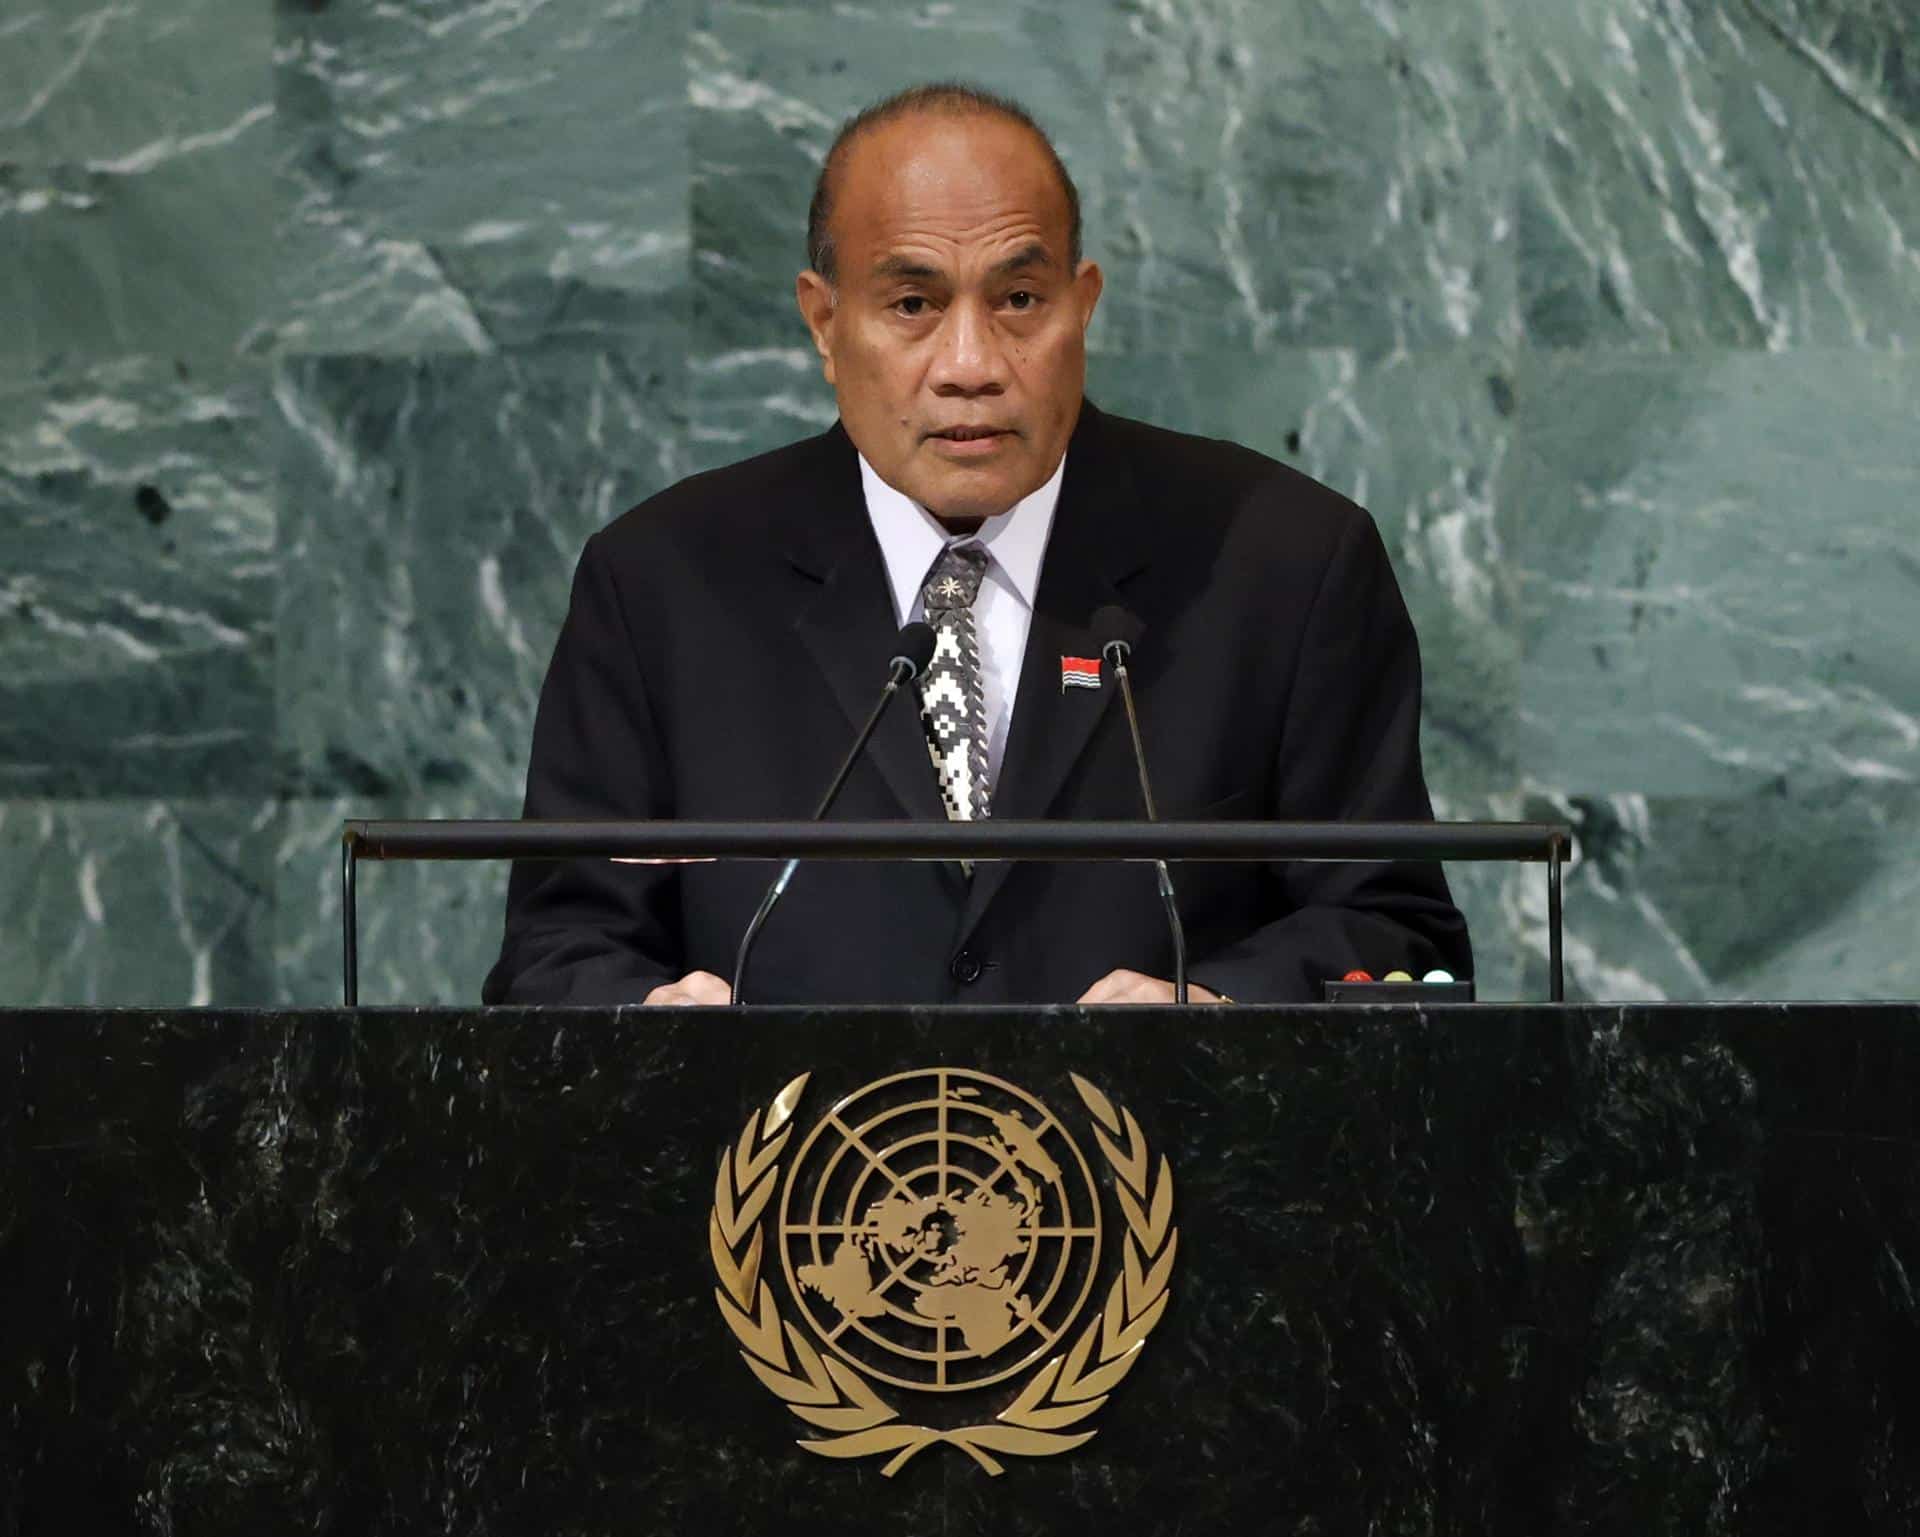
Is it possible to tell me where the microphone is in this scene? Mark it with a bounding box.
[1091,605,1189,1005]
[730,622,937,1004]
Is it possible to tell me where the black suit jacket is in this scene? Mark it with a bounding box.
[483,403,1471,1005]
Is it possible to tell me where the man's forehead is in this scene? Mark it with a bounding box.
[868,242,1057,281]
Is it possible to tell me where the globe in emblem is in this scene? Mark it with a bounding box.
[778,1068,1102,1393]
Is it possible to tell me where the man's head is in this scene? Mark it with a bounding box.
[796,84,1103,524]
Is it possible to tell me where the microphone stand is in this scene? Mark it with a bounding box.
[1103,638,1189,1005]
[731,641,928,1005]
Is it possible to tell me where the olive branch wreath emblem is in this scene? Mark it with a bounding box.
[708,1070,1177,1477]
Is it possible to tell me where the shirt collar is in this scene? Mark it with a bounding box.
[858,450,1067,623]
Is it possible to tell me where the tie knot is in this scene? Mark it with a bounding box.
[921,543,989,612]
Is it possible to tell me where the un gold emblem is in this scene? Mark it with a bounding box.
[709,1068,1177,1476]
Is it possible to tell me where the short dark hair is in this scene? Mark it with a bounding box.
[805,82,1082,285]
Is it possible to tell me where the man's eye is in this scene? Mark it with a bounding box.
[895,296,929,317]
[1006,290,1038,311]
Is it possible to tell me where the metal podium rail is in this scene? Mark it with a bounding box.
[340,819,1573,1006]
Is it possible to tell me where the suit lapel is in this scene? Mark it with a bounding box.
[958,404,1152,945]
[786,427,952,830]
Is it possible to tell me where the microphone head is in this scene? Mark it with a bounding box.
[1091,604,1133,666]
[892,621,938,681]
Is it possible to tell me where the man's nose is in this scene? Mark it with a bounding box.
[927,299,1007,396]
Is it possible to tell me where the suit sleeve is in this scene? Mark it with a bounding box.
[1186,506,1473,1003]
[481,532,683,1004]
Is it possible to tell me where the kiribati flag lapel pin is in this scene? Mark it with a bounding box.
[1060,655,1101,693]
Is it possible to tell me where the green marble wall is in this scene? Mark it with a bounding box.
[3,0,1915,1006]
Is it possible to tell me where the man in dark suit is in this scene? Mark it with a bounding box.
[483,84,1470,1007]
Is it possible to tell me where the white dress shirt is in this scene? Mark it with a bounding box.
[857,452,1066,788]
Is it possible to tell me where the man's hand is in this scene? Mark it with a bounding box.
[1077,969,1226,1005]
[643,970,732,1006]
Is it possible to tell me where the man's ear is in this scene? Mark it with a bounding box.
[795,270,838,385]
[1071,259,1104,336]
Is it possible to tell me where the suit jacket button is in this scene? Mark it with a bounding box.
[950,950,983,985]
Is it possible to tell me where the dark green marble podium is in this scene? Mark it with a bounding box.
[5,1003,1918,1534]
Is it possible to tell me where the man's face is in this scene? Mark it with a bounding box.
[796,113,1103,522]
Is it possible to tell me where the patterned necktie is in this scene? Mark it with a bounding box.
[917,544,992,822]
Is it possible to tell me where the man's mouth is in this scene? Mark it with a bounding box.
[929,426,1009,441]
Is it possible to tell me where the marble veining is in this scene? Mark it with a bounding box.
[0,800,273,1005]
[2,0,1916,1007]
[1511,0,1920,349]
[0,356,275,797]
[0,0,274,362]
[5,1003,1918,1529]
[267,0,689,356]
